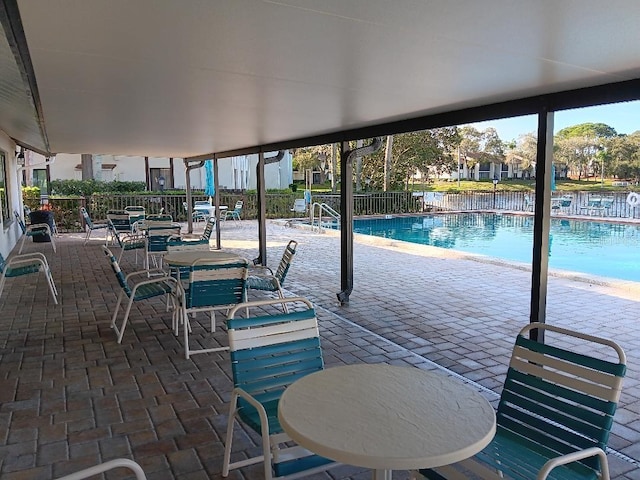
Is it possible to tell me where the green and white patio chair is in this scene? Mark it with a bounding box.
[175,255,248,359]
[246,240,298,312]
[0,251,58,304]
[80,207,108,244]
[102,246,178,343]
[415,322,627,480]
[223,200,243,222]
[106,218,147,267]
[222,297,339,480]
[14,210,57,254]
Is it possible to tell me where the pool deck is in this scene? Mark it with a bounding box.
[1,218,640,479]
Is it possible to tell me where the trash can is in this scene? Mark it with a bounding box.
[29,210,55,242]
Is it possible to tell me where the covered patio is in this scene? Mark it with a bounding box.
[0,223,639,479]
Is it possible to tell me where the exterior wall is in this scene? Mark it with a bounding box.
[31,151,293,191]
[0,131,22,257]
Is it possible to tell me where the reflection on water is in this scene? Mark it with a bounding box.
[353,213,640,281]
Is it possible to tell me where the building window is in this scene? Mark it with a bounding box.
[0,152,8,224]
[33,169,48,194]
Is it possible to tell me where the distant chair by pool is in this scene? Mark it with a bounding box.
[551,194,572,214]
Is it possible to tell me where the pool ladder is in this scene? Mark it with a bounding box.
[311,202,340,231]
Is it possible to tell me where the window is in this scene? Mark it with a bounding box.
[33,169,48,194]
[0,152,8,224]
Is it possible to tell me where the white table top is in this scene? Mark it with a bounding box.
[278,364,496,472]
[193,204,228,212]
[164,250,244,266]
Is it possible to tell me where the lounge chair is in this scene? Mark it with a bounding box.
[246,240,298,311]
[415,322,627,480]
[291,198,306,214]
[79,207,108,244]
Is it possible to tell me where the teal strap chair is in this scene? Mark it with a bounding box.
[145,224,181,269]
[222,297,339,480]
[223,200,243,222]
[416,322,626,480]
[14,210,57,254]
[0,251,58,304]
[80,207,108,244]
[102,246,178,343]
[106,219,147,267]
[176,255,248,359]
[246,240,297,311]
[184,201,206,222]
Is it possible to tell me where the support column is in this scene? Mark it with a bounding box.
[213,157,222,249]
[530,107,554,338]
[337,138,383,305]
[256,152,267,265]
[144,156,150,190]
[337,141,354,305]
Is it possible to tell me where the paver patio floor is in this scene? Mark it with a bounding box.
[1,219,639,479]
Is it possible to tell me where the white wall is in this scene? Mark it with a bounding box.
[36,150,293,191]
[0,131,22,257]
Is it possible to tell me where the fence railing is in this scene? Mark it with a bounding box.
[38,190,640,233]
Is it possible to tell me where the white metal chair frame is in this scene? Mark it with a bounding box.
[14,210,57,253]
[55,458,147,480]
[0,251,59,305]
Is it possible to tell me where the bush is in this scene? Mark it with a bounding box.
[50,179,147,196]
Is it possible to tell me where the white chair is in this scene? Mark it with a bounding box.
[0,251,58,304]
[55,458,147,480]
[291,198,306,214]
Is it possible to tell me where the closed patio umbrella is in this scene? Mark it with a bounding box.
[204,159,215,202]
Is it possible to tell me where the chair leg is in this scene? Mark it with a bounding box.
[117,297,136,343]
[49,235,57,253]
[46,271,59,304]
[84,228,91,245]
[18,235,26,254]
[0,273,6,299]
[183,306,191,359]
[110,291,125,331]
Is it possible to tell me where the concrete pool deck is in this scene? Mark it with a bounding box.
[1,219,639,479]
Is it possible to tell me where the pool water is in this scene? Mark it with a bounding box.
[352,213,640,282]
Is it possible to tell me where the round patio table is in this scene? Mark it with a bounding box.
[278,364,496,480]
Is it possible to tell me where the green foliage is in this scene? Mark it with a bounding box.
[22,185,40,199]
[50,179,146,196]
[556,122,618,140]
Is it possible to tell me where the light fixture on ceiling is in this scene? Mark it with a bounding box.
[16,147,25,166]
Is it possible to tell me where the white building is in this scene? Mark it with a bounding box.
[21,151,294,192]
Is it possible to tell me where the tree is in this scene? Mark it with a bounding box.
[505,132,537,178]
[554,122,617,180]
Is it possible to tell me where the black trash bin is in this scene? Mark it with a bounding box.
[29,210,55,242]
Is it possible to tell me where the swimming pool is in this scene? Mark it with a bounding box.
[352,213,640,282]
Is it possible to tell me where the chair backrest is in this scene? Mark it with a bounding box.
[185,258,248,309]
[491,322,626,474]
[201,217,216,240]
[274,240,298,285]
[80,207,95,228]
[233,200,243,212]
[227,297,324,422]
[147,226,181,253]
[107,213,132,232]
[14,211,26,234]
[0,252,6,274]
[102,246,132,295]
[146,214,173,222]
[194,200,211,207]
[292,198,306,212]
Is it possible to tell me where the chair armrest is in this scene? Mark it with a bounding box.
[130,275,179,293]
[26,223,52,233]
[125,268,166,281]
[538,447,609,480]
[6,257,45,270]
[10,251,49,264]
[249,265,275,276]
[233,387,270,433]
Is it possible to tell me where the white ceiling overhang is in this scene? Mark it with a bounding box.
[1,0,640,158]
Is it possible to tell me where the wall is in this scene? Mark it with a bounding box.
[0,131,22,257]
[28,151,293,191]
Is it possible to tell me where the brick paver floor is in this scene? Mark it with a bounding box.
[1,219,639,479]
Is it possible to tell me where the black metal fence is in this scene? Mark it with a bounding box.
[40,190,640,233]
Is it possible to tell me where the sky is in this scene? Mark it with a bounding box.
[471,100,640,142]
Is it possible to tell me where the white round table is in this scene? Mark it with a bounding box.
[278,364,496,479]
[164,250,243,266]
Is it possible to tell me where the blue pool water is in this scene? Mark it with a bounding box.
[352,213,640,282]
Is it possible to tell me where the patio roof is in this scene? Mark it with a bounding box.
[1,1,640,158]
